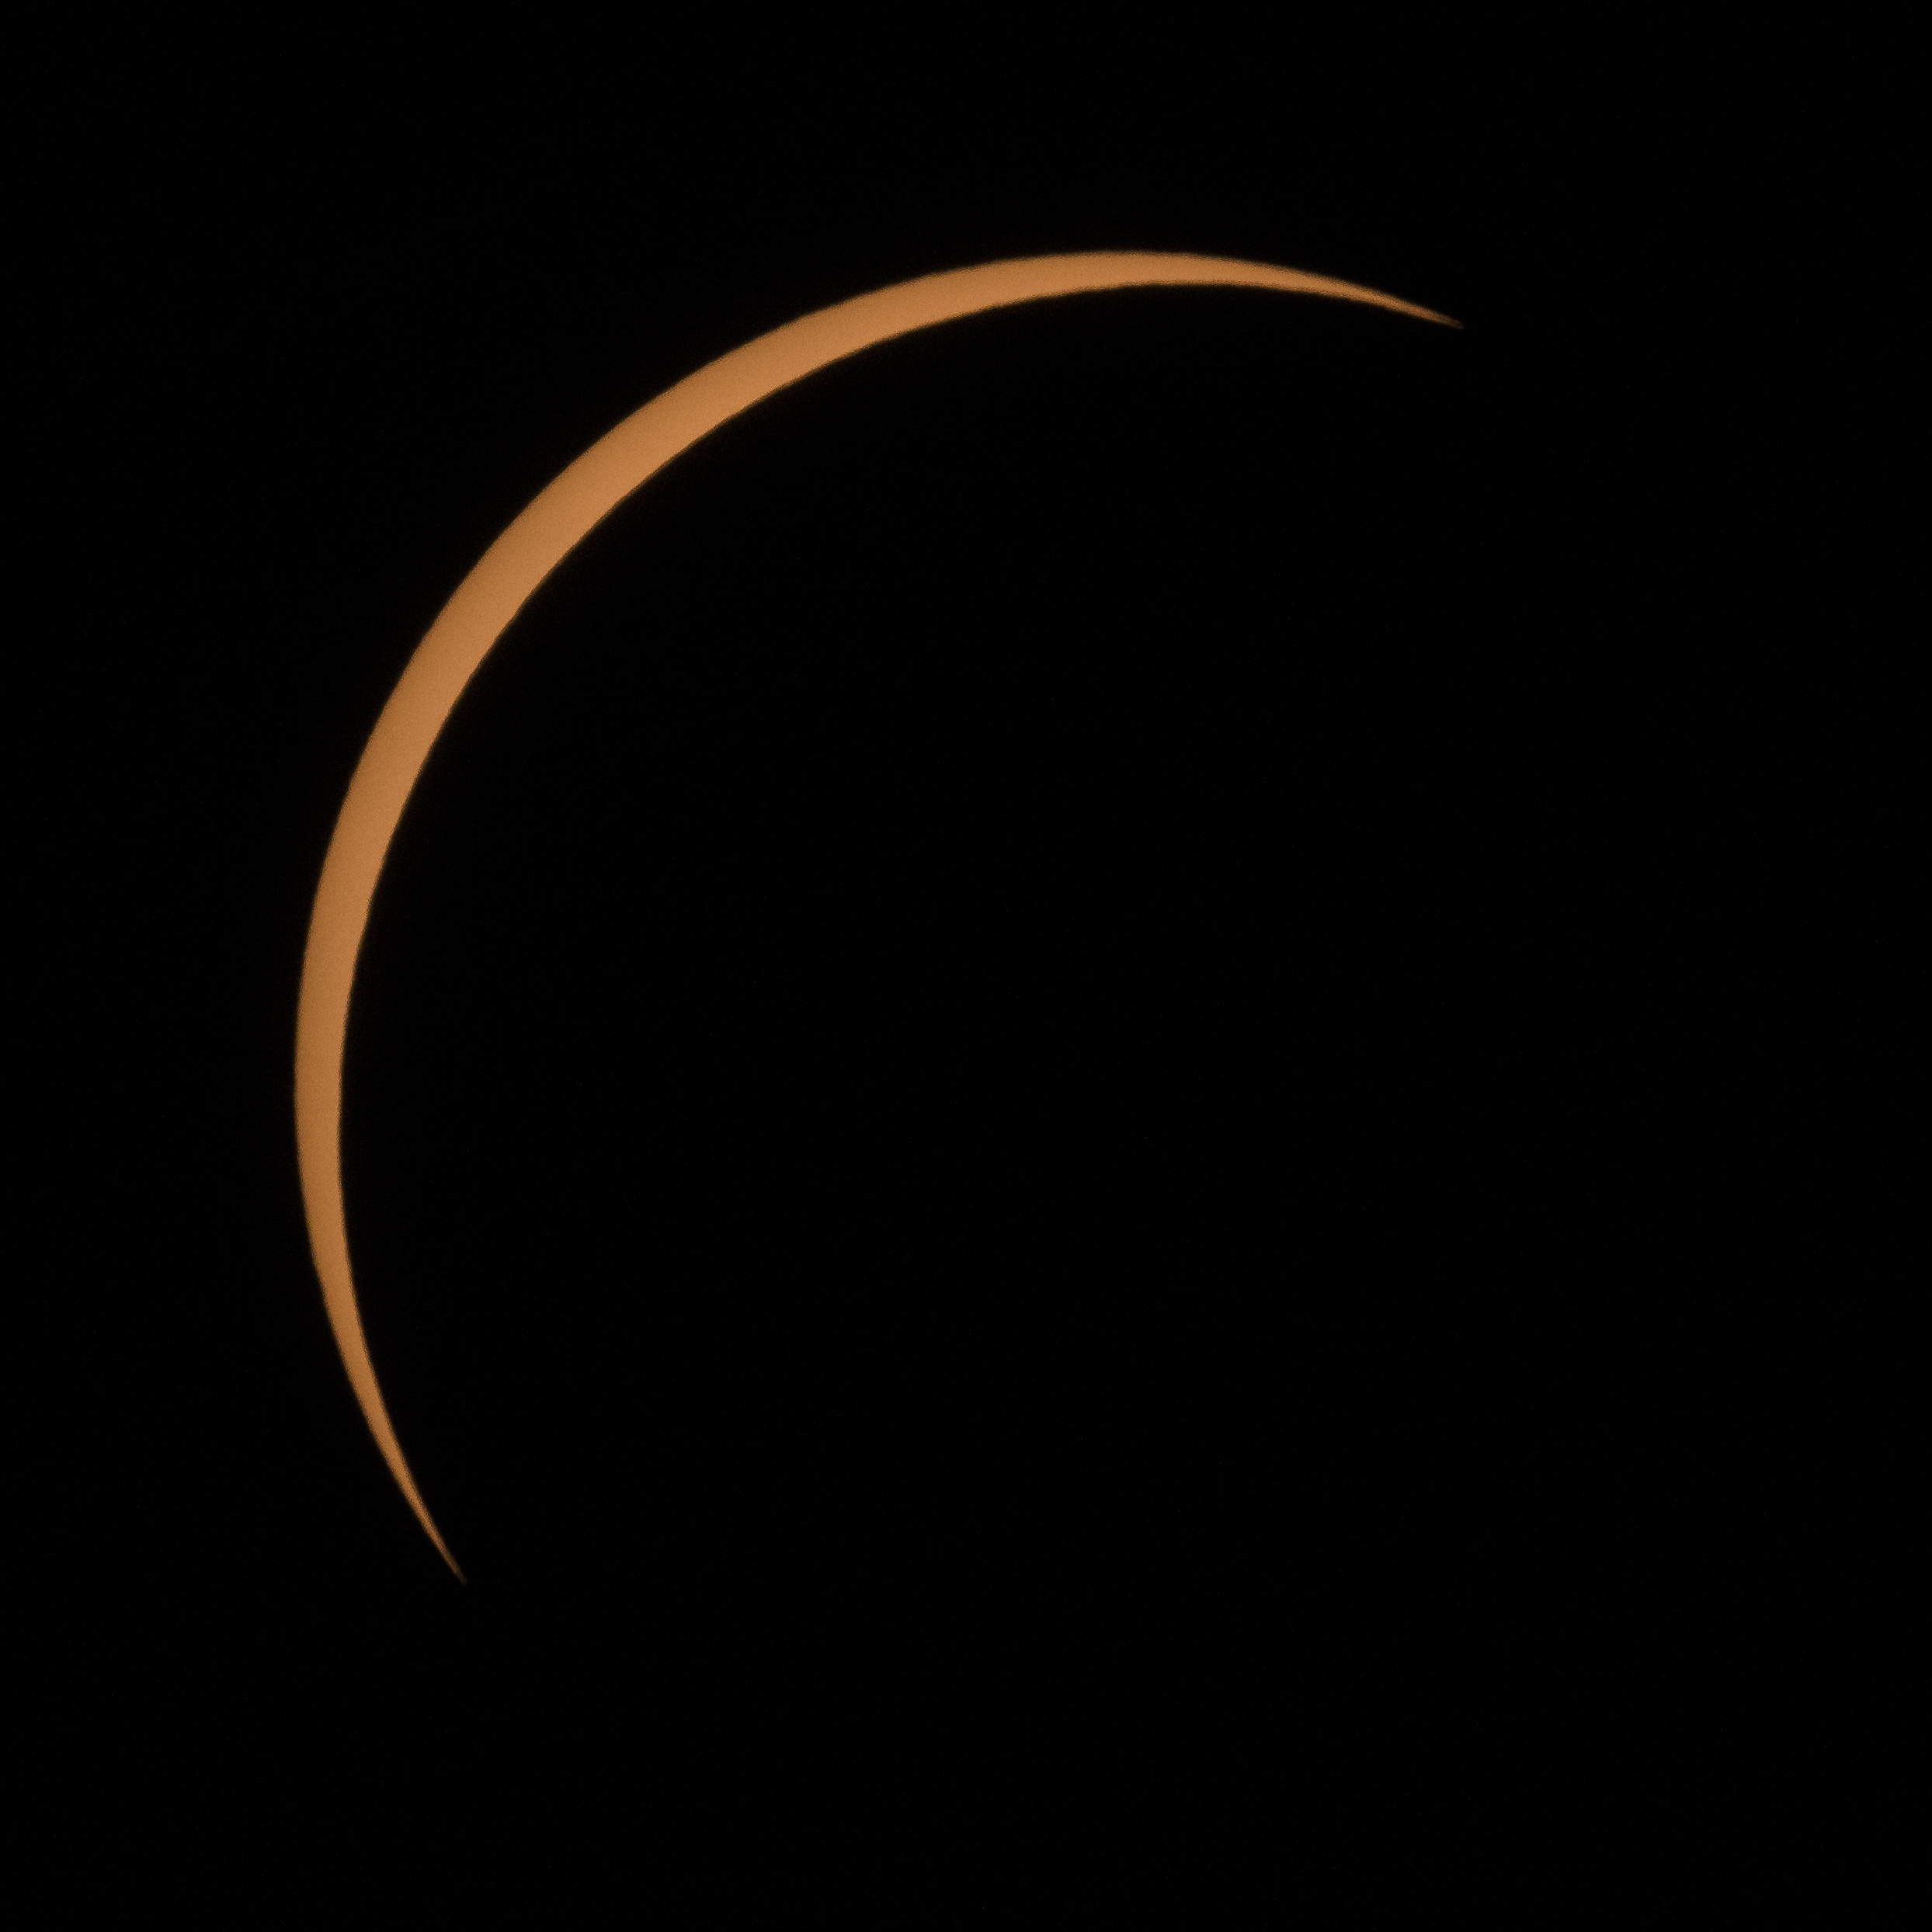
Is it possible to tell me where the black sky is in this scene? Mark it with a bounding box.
[16,29,1908,1921]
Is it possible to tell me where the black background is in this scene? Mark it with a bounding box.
[17,26,1915,1923]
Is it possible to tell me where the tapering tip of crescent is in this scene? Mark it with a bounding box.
[294,252,1458,1576]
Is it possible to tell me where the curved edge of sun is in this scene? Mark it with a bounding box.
[294,252,1459,1577]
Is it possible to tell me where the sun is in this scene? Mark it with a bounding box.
[294,252,1457,1575]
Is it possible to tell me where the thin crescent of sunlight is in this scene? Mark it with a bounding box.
[294,252,1458,1576]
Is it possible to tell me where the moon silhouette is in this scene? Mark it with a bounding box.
[295,252,1458,1576]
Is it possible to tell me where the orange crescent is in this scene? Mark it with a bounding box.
[295,252,1458,1576]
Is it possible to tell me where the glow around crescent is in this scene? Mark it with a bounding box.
[294,252,1458,1576]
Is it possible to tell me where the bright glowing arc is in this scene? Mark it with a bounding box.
[294,252,1457,1576]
